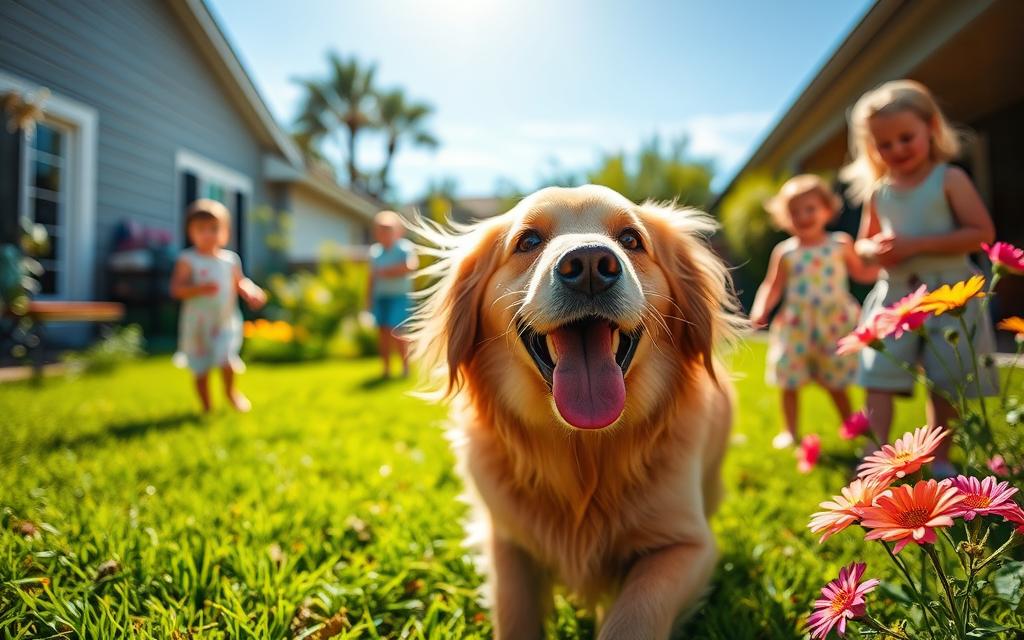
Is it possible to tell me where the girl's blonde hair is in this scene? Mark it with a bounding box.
[839,79,961,204]
[764,174,841,233]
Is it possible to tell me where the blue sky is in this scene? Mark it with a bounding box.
[208,0,872,201]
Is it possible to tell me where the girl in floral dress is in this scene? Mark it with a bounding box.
[751,175,879,448]
[171,199,266,413]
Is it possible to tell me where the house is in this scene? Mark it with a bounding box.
[0,0,379,312]
[716,0,1024,323]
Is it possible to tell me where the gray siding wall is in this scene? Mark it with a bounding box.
[0,0,271,285]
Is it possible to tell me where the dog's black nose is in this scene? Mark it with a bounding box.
[555,245,621,296]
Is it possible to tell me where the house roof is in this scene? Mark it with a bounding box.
[712,0,996,208]
[167,0,380,217]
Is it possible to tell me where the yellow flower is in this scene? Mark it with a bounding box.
[914,275,985,316]
[998,316,1024,340]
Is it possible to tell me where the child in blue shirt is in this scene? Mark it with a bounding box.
[367,210,418,378]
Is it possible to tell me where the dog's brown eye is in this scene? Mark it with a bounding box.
[515,230,543,253]
[617,229,642,251]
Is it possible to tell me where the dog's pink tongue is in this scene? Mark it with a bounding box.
[550,321,625,429]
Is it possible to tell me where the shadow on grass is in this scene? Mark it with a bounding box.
[357,374,407,391]
[42,411,202,452]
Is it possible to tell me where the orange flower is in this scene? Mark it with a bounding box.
[860,479,964,553]
[913,275,985,316]
[998,316,1024,341]
[857,425,947,485]
[808,478,890,543]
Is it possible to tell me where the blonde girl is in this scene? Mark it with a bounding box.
[751,175,878,448]
[171,199,266,412]
[842,79,998,474]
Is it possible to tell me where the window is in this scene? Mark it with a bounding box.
[175,150,252,259]
[20,122,69,295]
[1,71,97,302]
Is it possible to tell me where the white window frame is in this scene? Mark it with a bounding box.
[1,70,98,301]
[174,149,253,256]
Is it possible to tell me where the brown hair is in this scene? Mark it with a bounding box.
[185,198,231,230]
[764,174,841,233]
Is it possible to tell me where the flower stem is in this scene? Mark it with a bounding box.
[958,314,992,435]
[1001,341,1023,410]
[924,544,964,639]
[976,530,1016,572]
[862,614,911,639]
[880,541,937,639]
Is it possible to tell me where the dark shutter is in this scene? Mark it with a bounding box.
[234,190,245,259]
[181,171,198,247]
[0,127,22,244]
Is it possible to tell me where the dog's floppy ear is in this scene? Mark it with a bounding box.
[408,216,507,398]
[638,201,740,380]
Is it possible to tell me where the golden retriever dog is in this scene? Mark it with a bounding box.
[409,185,739,639]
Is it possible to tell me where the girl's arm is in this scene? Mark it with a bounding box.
[835,232,879,284]
[876,167,995,264]
[853,194,883,261]
[749,242,788,329]
[233,260,266,311]
[170,257,217,299]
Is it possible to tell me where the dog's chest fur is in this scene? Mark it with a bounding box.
[457,409,701,599]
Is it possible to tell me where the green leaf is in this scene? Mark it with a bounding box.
[992,561,1024,607]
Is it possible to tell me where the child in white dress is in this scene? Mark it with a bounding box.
[171,199,266,412]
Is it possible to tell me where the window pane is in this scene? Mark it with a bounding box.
[204,182,225,203]
[34,160,61,192]
[33,124,62,156]
[39,269,56,295]
[33,197,58,225]
[37,232,57,260]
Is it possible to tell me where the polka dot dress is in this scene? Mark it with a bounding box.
[766,235,860,390]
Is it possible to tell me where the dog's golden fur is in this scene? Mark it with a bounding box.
[409,185,740,639]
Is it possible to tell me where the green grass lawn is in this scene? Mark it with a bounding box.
[0,342,999,638]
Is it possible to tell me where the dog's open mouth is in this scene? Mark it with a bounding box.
[519,317,641,430]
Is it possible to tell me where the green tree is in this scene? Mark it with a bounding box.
[718,171,789,308]
[375,89,439,199]
[587,137,713,207]
[294,53,377,193]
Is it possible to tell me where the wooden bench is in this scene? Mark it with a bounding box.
[1,300,125,380]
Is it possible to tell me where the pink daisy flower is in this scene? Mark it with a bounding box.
[798,434,821,474]
[836,321,881,356]
[809,478,890,543]
[982,241,1024,276]
[839,412,870,440]
[806,562,879,639]
[873,285,930,340]
[1003,504,1024,534]
[860,479,964,553]
[857,425,947,485]
[988,455,1011,477]
[950,476,1020,521]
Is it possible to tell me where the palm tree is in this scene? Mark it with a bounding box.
[293,53,376,192]
[375,89,439,198]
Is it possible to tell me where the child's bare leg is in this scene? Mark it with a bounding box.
[865,389,894,452]
[927,391,957,469]
[222,364,251,412]
[826,386,853,422]
[378,328,392,377]
[773,389,798,448]
[195,373,212,413]
[394,332,411,377]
